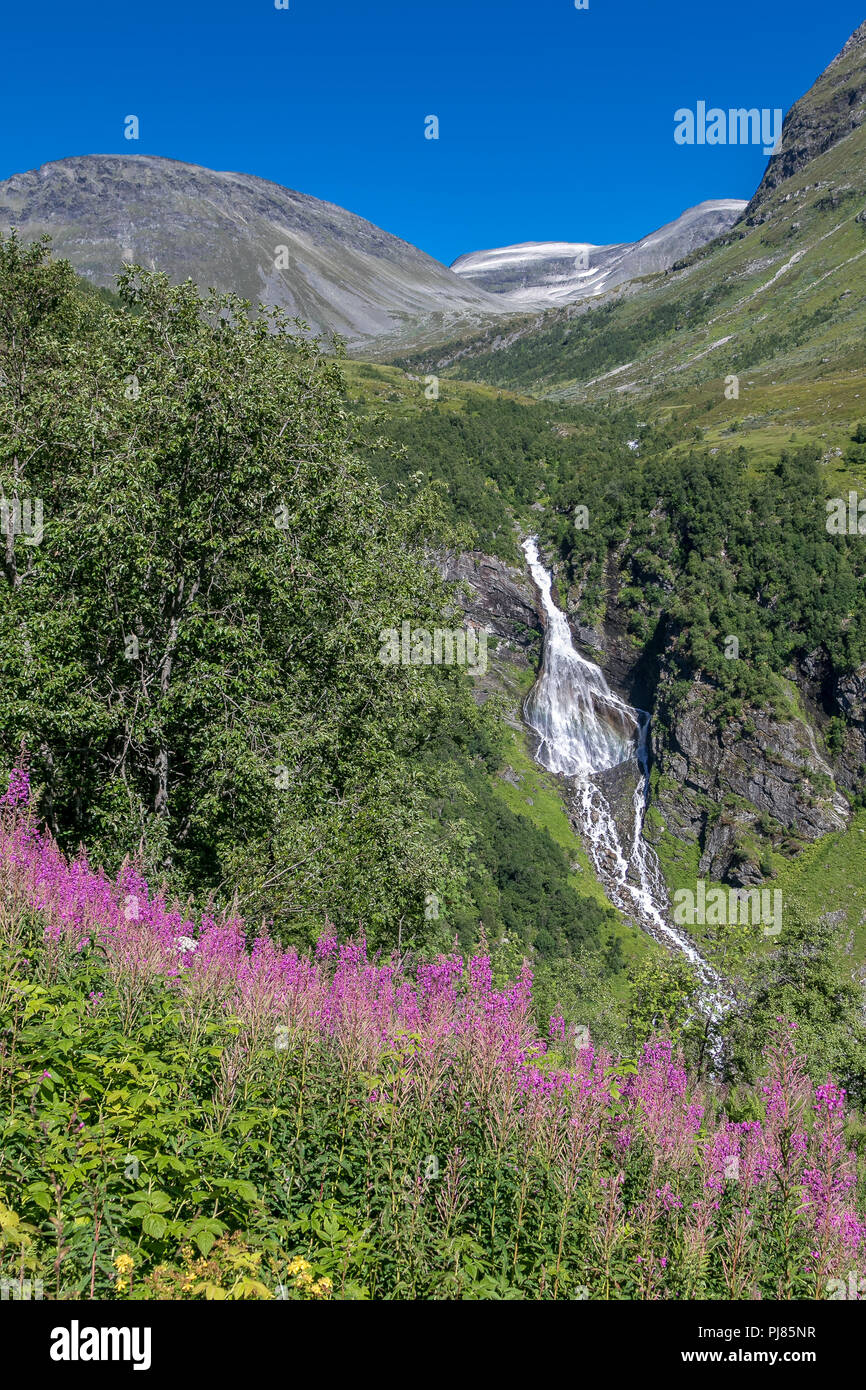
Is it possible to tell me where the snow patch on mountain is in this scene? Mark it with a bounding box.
[451,200,748,310]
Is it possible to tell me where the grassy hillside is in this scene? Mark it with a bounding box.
[343,358,640,558]
[354,32,866,970]
[386,80,866,417]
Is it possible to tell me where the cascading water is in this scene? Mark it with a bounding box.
[522,536,727,1006]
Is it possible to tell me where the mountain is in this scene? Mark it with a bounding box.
[0,155,746,351]
[0,154,499,347]
[743,19,866,221]
[393,20,866,405]
[370,16,866,925]
[450,200,747,309]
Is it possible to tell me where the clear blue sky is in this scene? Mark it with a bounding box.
[1,1,863,264]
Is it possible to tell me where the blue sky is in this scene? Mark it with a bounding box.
[1,1,863,264]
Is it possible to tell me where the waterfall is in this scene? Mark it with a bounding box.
[521,537,727,1002]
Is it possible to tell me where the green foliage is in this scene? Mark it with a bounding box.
[527,947,628,1052]
[0,235,496,949]
[2,922,857,1302]
[723,908,866,1106]
[352,387,638,559]
[357,396,529,556]
[626,953,705,1058]
[542,435,866,707]
[456,771,616,958]
[393,276,735,396]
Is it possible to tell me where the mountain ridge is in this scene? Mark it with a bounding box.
[0,153,750,350]
[450,199,747,309]
[0,153,500,347]
[742,18,866,221]
[388,16,866,410]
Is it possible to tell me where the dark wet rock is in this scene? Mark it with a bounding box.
[438,550,542,654]
[793,649,866,792]
[832,661,866,788]
[653,678,849,883]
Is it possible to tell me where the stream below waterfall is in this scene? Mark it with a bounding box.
[521,537,728,1010]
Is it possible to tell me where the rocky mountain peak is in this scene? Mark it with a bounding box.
[742,18,866,222]
[0,154,499,348]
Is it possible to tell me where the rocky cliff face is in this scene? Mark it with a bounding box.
[651,678,849,884]
[834,664,866,786]
[439,550,541,652]
[437,549,542,711]
[566,551,663,714]
[561,555,854,885]
[584,603,853,885]
[798,644,866,793]
[742,20,866,223]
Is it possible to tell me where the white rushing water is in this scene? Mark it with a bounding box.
[521,536,727,1002]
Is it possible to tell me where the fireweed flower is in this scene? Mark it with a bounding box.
[1,767,30,807]
[656,1183,684,1212]
[2,763,866,1286]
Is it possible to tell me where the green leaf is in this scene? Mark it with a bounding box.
[24,1183,52,1212]
[194,1228,216,1257]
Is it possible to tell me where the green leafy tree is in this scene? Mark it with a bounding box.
[626,953,704,1060]
[0,237,490,946]
[724,906,866,1105]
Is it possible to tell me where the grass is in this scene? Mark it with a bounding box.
[768,806,866,964]
[392,115,866,412]
[652,369,866,474]
[340,357,537,415]
[649,766,866,968]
